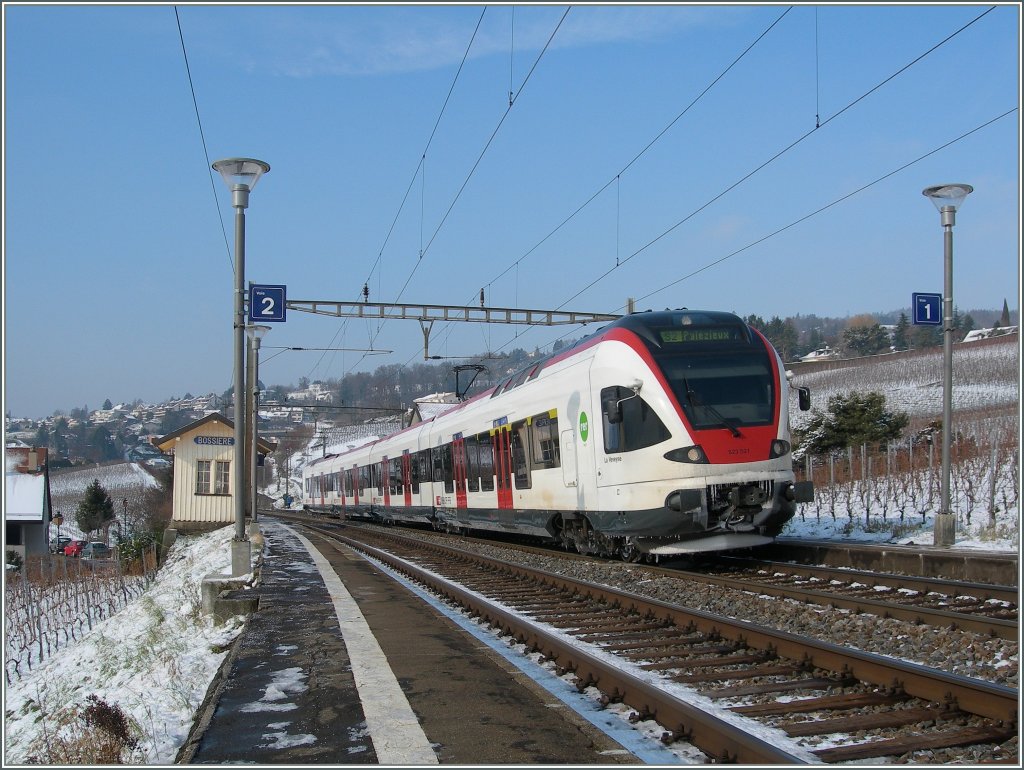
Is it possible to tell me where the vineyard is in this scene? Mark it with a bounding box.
[4,549,161,684]
[47,462,161,540]
[788,335,1018,543]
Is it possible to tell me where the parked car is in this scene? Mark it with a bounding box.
[81,542,112,560]
[49,536,73,554]
[63,539,89,557]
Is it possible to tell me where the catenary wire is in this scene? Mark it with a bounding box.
[174,6,236,403]
[389,6,573,305]
[174,6,232,273]
[552,4,999,309]
[494,108,1017,360]
[306,8,488,381]
[319,7,572,380]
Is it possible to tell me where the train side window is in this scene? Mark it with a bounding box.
[389,457,401,495]
[511,420,531,489]
[442,443,454,493]
[410,452,420,493]
[434,443,454,493]
[359,465,370,495]
[601,386,670,453]
[530,411,560,469]
[465,436,480,492]
[417,449,430,492]
[477,431,495,491]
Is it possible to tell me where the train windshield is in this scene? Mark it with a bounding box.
[648,327,775,430]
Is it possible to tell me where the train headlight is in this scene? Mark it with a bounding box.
[769,439,791,459]
[664,445,708,464]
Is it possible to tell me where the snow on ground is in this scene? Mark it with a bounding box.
[3,527,245,765]
[3,475,1018,765]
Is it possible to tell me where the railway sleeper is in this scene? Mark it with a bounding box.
[811,723,1017,763]
[730,690,910,716]
[628,643,744,663]
[783,705,963,737]
[672,663,807,685]
[640,648,759,670]
[606,634,713,653]
[704,674,858,698]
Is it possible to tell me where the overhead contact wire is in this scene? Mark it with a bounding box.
[174,6,232,273]
[308,8,488,381]
[554,5,998,310]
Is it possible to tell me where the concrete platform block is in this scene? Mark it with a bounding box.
[201,572,257,625]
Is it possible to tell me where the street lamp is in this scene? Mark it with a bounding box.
[213,157,270,576]
[922,182,973,547]
[247,324,270,528]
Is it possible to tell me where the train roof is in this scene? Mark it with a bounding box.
[483,309,752,400]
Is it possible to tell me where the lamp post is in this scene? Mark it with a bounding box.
[247,324,270,529]
[213,157,270,576]
[922,183,972,547]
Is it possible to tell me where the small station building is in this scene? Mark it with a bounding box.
[154,413,275,534]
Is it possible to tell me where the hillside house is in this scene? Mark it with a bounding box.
[4,447,52,560]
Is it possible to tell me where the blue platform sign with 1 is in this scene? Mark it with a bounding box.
[249,284,287,323]
[912,292,942,326]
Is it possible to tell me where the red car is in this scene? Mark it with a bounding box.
[63,539,88,557]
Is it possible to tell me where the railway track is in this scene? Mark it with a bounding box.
[696,556,1018,640]
[290,518,1018,764]
[277,510,1018,640]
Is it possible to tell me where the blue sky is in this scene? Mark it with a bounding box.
[3,3,1020,419]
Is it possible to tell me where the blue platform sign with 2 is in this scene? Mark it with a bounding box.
[250,284,287,323]
[912,292,942,326]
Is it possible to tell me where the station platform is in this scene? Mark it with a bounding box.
[179,520,679,765]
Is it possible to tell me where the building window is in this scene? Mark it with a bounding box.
[196,460,211,494]
[215,461,230,495]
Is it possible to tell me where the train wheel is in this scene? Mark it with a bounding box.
[620,542,642,563]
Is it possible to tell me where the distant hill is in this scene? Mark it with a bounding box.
[48,461,161,540]
[788,334,1019,434]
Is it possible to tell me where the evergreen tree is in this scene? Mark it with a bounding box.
[911,324,942,349]
[842,323,891,356]
[76,479,116,536]
[102,399,113,410]
[762,316,798,361]
[892,313,910,351]
[795,391,909,454]
[999,299,1011,327]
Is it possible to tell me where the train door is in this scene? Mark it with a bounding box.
[352,464,360,507]
[381,457,390,507]
[318,474,325,506]
[452,435,468,509]
[560,429,578,487]
[492,423,513,509]
[402,451,412,507]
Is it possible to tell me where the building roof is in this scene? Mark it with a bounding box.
[5,473,46,522]
[153,413,276,454]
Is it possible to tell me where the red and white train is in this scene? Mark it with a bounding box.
[301,309,813,559]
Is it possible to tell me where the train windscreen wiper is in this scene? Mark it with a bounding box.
[683,379,742,437]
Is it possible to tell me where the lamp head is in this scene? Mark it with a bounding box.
[246,324,272,343]
[922,183,973,213]
[212,158,270,191]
